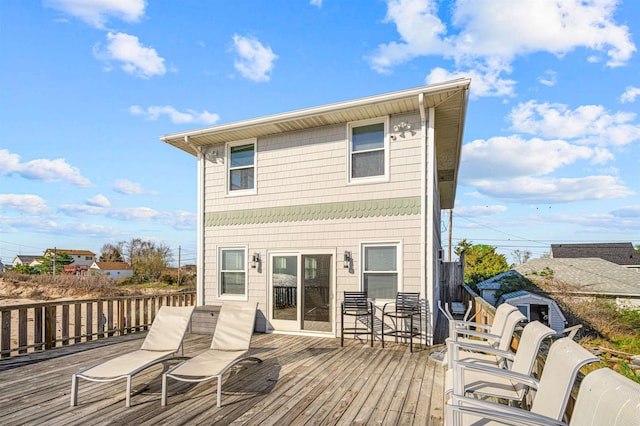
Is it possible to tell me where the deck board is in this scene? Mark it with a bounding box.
[0,332,445,425]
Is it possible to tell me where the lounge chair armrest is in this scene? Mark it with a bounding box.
[452,361,540,394]
[451,328,500,341]
[447,340,515,360]
[447,396,566,426]
[450,320,492,331]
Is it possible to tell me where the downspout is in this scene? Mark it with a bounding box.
[186,136,206,307]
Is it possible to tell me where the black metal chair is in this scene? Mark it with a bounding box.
[341,291,374,347]
[381,292,422,352]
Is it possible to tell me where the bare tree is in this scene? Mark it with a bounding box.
[511,249,532,265]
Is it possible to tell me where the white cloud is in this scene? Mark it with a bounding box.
[426,64,515,98]
[471,175,634,203]
[164,210,197,231]
[611,205,640,218]
[310,0,323,7]
[461,136,596,180]
[86,194,110,208]
[45,0,146,29]
[538,70,557,87]
[113,179,150,195]
[107,207,160,220]
[371,0,635,96]
[232,34,278,82]
[94,32,166,79]
[508,101,640,146]
[0,194,50,214]
[455,205,507,217]
[0,149,91,187]
[129,105,220,125]
[621,86,640,103]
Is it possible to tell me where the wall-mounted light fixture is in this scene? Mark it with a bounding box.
[343,251,352,269]
[393,121,411,132]
[251,252,261,268]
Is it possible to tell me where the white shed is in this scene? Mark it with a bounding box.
[498,290,567,332]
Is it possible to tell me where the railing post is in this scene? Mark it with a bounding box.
[74,303,82,343]
[45,306,56,350]
[118,300,125,335]
[97,300,104,338]
[62,304,70,345]
[150,297,156,324]
[86,302,93,341]
[34,307,43,351]
[18,308,27,354]
[126,299,132,334]
[135,298,141,331]
[143,298,149,330]
[107,300,114,337]
[1,311,11,358]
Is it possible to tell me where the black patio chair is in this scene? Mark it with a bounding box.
[341,291,374,347]
[381,292,422,352]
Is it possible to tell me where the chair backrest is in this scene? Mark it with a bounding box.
[509,321,555,395]
[211,302,257,351]
[570,368,640,425]
[343,291,369,311]
[490,303,519,336]
[495,310,527,351]
[530,337,599,420]
[395,292,420,313]
[141,305,195,351]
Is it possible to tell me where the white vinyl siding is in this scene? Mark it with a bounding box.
[348,118,389,183]
[219,247,247,297]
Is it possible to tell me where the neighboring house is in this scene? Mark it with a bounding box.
[476,270,519,306]
[497,290,567,332]
[550,242,640,270]
[89,261,134,278]
[160,79,471,341]
[12,255,41,266]
[516,257,640,309]
[43,249,96,268]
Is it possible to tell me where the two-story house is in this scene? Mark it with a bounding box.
[160,79,471,342]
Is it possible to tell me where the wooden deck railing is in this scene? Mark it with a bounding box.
[0,292,196,358]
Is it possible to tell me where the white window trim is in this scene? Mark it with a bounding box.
[226,138,257,196]
[218,245,249,300]
[359,240,403,302]
[347,116,390,185]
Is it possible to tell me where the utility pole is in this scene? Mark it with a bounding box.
[177,245,181,286]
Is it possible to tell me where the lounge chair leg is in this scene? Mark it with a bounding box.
[217,376,222,408]
[161,374,168,406]
[70,374,78,407]
[126,376,132,408]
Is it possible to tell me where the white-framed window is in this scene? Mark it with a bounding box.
[348,117,389,183]
[219,247,248,298]
[360,242,401,300]
[227,139,256,194]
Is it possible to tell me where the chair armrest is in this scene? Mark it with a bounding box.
[451,360,540,396]
[447,340,515,362]
[451,328,500,342]
[451,320,492,331]
[447,396,566,426]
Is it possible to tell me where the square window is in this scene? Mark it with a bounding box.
[228,142,255,192]
[220,248,247,296]
[349,120,388,181]
[362,244,399,299]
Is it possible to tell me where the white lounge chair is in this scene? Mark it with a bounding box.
[70,305,195,408]
[446,321,556,404]
[446,337,599,426]
[445,308,526,368]
[162,302,261,408]
[448,303,519,346]
[447,367,640,425]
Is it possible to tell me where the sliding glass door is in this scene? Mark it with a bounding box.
[269,252,333,333]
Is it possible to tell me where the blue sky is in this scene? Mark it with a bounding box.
[1,0,639,266]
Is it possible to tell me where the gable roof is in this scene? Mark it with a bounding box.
[476,270,521,290]
[515,257,640,297]
[91,261,133,271]
[13,255,41,263]
[160,79,471,209]
[45,249,96,256]
[550,242,640,266]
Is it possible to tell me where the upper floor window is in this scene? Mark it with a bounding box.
[349,118,388,182]
[227,140,256,194]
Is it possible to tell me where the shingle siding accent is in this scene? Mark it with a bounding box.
[204,196,421,226]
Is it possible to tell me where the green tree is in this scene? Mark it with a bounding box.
[455,239,511,289]
[635,244,640,253]
[122,238,173,281]
[9,263,40,274]
[39,251,74,275]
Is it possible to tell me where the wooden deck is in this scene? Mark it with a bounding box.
[0,332,445,425]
